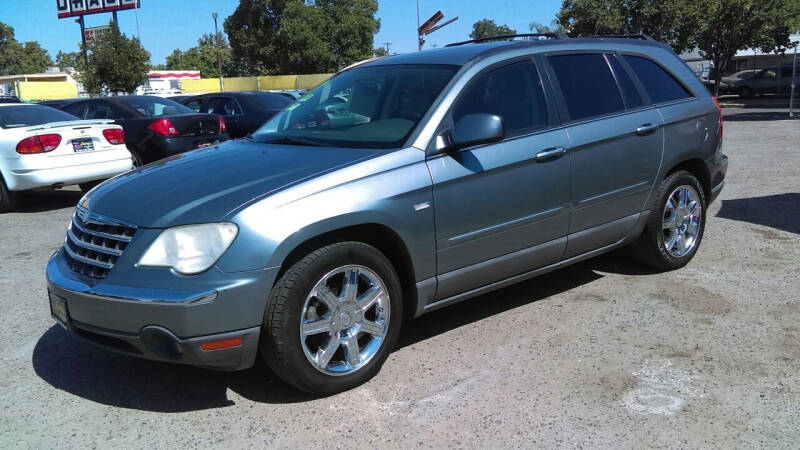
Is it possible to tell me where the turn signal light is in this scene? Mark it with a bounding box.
[16,134,62,154]
[200,337,243,351]
[148,118,180,137]
[102,128,125,145]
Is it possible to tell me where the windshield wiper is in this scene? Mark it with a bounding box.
[258,136,323,147]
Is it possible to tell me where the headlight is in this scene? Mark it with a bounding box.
[138,223,238,275]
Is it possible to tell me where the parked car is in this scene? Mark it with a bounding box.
[271,90,307,101]
[38,98,83,109]
[731,65,800,98]
[0,104,132,212]
[721,69,759,84]
[58,96,229,165]
[47,35,727,395]
[179,91,292,138]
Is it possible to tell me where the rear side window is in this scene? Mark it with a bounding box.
[623,55,692,104]
[0,105,78,128]
[207,97,243,115]
[548,53,625,121]
[607,55,643,108]
[453,60,549,135]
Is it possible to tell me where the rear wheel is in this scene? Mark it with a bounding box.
[0,175,18,213]
[261,242,403,395]
[128,147,144,167]
[632,171,706,270]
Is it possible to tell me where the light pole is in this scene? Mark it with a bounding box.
[212,12,224,92]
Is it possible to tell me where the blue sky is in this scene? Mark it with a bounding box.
[1,0,562,65]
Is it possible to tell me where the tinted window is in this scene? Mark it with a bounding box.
[84,102,117,120]
[0,105,78,128]
[253,64,457,149]
[781,66,797,77]
[207,97,242,115]
[62,103,84,118]
[250,92,292,109]
[118,96,194,117]
[607,55,643,108]
[548,53,625,121]
[184,99,203,112]
[624,55,692,103]
[453,60,548,135]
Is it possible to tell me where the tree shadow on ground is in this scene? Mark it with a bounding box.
[716,193,800,234]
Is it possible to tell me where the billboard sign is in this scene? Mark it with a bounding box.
[57,0,139,19]
[84,25,110,42]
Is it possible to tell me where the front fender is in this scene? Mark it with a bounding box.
[215,149,436,283]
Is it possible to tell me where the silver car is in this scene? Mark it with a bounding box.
[46,35,728,395]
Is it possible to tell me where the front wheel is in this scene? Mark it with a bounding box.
[632,171,706,270]
[261,242,403,395]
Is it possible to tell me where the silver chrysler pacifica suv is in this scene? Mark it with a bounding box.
[47,34,728,394]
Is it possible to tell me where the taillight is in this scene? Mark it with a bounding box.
[16,134,62,154]
[148,118,179,137]
[102,128,125,145]
[712,96,723,138]
[219,116,227,134]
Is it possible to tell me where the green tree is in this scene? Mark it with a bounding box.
[165,32,232,77]
[0,22,52,75]
[557,0,701,53]
[469,19,516,40]
[372,46,388,57]
[695,0,793,95]
[224,0,380,75]
[55,51,82,71]
[79,22,150,95]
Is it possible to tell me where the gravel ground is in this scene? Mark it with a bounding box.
[1,109,798,448]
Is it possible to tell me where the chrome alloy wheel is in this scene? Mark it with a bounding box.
[299,265,390,376]
[662,185,702,258]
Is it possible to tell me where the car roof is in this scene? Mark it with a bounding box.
[360,37,669,69]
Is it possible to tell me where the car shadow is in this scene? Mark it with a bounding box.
[716,193,800,235]
[13,189,82,213]
[32,249,648,412]
[722,111,795,121]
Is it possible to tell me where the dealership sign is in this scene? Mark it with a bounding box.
[57,0,140,19]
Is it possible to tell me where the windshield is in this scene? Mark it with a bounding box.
[119,96,195,117]
[0,105,78,128]
[252,64,458,149]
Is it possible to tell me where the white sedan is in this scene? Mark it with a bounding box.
[0,104,134,212]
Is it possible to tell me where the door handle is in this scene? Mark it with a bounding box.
[635,123,658,136]
[535,146,566,162]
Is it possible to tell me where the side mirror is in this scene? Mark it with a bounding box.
[451,113,504,150]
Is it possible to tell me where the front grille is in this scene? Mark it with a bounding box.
[63,207,137,279]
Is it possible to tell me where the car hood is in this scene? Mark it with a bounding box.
[83,139,382,228]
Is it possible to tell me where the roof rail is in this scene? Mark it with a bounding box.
[446,33,569,47]
[580,34,656,41]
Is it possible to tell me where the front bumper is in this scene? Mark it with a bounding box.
[46,250,278,371]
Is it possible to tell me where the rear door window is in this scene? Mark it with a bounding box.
[453,60,549,135]
[207,97,243,116]
[547,53,625,121]
[623,55,692,104]
[607,55,643,108]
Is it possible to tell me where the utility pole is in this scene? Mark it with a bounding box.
[791,43,798,118]
[77,16,88,67]
[431,43,439,48]
[212,12,224,92]
[417,0,421,51]
[383,42,391,54]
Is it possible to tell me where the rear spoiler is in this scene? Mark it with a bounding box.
[22,119,117,132]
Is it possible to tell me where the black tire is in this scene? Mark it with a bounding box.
[79,180,103,193]
[632,171,707,271]
[739,86,753,99]
[127,147,144,167]
[261,242,403,395]
[0,175,18,213]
